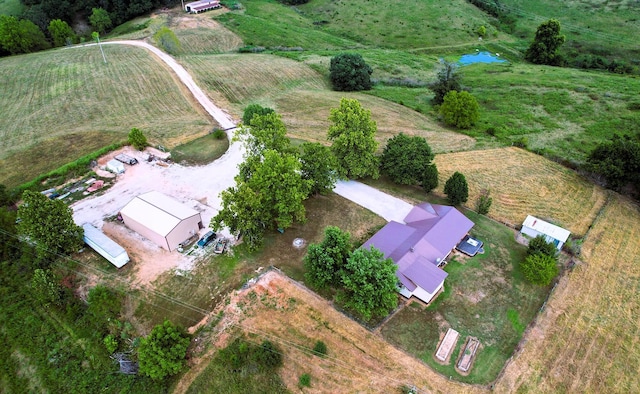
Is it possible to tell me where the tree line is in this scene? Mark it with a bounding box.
[0,0,178,56]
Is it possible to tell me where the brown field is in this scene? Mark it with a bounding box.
[0,45,213,186]
[173,15,243,55]
[277,90,477,154]
[434,147,608,236]
[495,194,640,393]
[179,271,485,394]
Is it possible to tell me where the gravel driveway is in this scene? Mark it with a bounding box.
[333,180,413,223]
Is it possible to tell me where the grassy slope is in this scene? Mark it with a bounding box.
[0,45,213,187]
[499,0,640,60]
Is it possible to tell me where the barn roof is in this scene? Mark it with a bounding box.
[120,191,199,236]
[522,215,570,243]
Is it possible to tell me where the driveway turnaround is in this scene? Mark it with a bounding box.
[333,180,414,223]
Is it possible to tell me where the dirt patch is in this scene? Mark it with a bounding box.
[177,270,484,394]
[101,221,191,285]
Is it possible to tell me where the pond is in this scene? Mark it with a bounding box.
[459,51,507,65]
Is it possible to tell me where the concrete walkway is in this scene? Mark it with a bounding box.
[333,180,414,223]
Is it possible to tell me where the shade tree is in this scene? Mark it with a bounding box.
[17,190,83,261]
[525,19,565,66]
[329,53,373,91]
[439,90,479,129]
[299,142,339,197]
[428,60,462,105]
[328,98,379,179]
[138,320,190,380]
[304,226,352,288]
[380,133,435,185]
[338,245,398,321]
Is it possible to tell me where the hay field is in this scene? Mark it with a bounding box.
[183,53,475,152]
[181,271,483,394]
[0,45,213,180]
[434,147,607,236]
[495,194,640,393]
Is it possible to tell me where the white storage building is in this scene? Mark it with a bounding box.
[521,215,571,250]
[120,191,203,251]
[82,223,130,268]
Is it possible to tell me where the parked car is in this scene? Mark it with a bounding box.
[197,231,216,248]
[214,237,228,254]
[115,154,138,165]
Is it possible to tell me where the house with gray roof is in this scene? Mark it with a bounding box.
[362,203,473,304]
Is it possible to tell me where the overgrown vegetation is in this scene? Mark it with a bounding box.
[186,336,287,393]
[329,53,372,91]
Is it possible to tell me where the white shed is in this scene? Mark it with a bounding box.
[82,223,130,268]
[107,159,125,174]
[521,215,571,250]
[119,191,203,251]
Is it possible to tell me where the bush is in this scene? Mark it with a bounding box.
[242,104,275,125]
[330,53,372,91]
[153,26,182,56]
[103,334,118,354]
[299,373,311,387]
[212,129,226,139]
[253,340,282,370]
[439,91,479,129]
[476,191,492,215]
[312,340,327,357]
[128,127,147,150]
[527,235,557,257]
[138,320,190,380]
[421,164,438,193]
[521,253,558,285]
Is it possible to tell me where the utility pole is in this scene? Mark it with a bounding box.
[92,32,107,64]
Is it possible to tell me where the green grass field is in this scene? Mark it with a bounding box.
[381,210,549,384]
[0,45,213,187]
[499,0,640,61]
[171,132,229,165]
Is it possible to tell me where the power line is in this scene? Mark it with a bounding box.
[1,229,434,392]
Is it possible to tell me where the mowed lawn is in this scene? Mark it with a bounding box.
[434,147,608,236]
[0,45,213,187]
[495,194,640,393]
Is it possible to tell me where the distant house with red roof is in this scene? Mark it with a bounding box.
[362,203,473,304]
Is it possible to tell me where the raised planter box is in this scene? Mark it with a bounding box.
[435,328,459,362]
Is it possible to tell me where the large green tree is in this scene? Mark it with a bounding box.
[527,235,558,258]
[327,98,379,179]
[304,226,352,289]
[525,19,565,66]
[329,53,373,91]
[586,134,640,191]
[339,246,398,321]
[235,112,292,159]
[428,61,462,105]
[380,133,435,185]
[444,171,469,206]
[138,320,190,380]
[47,19,75,47]
[89,8,112,34]
[0,15,50,55]
[439,90,479,129]
[17,190,83,260]
[300,142,339,197]
[213,149,311,250]
[31,268,63,307]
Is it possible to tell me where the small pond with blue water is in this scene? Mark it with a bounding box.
[459,51,507,65]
